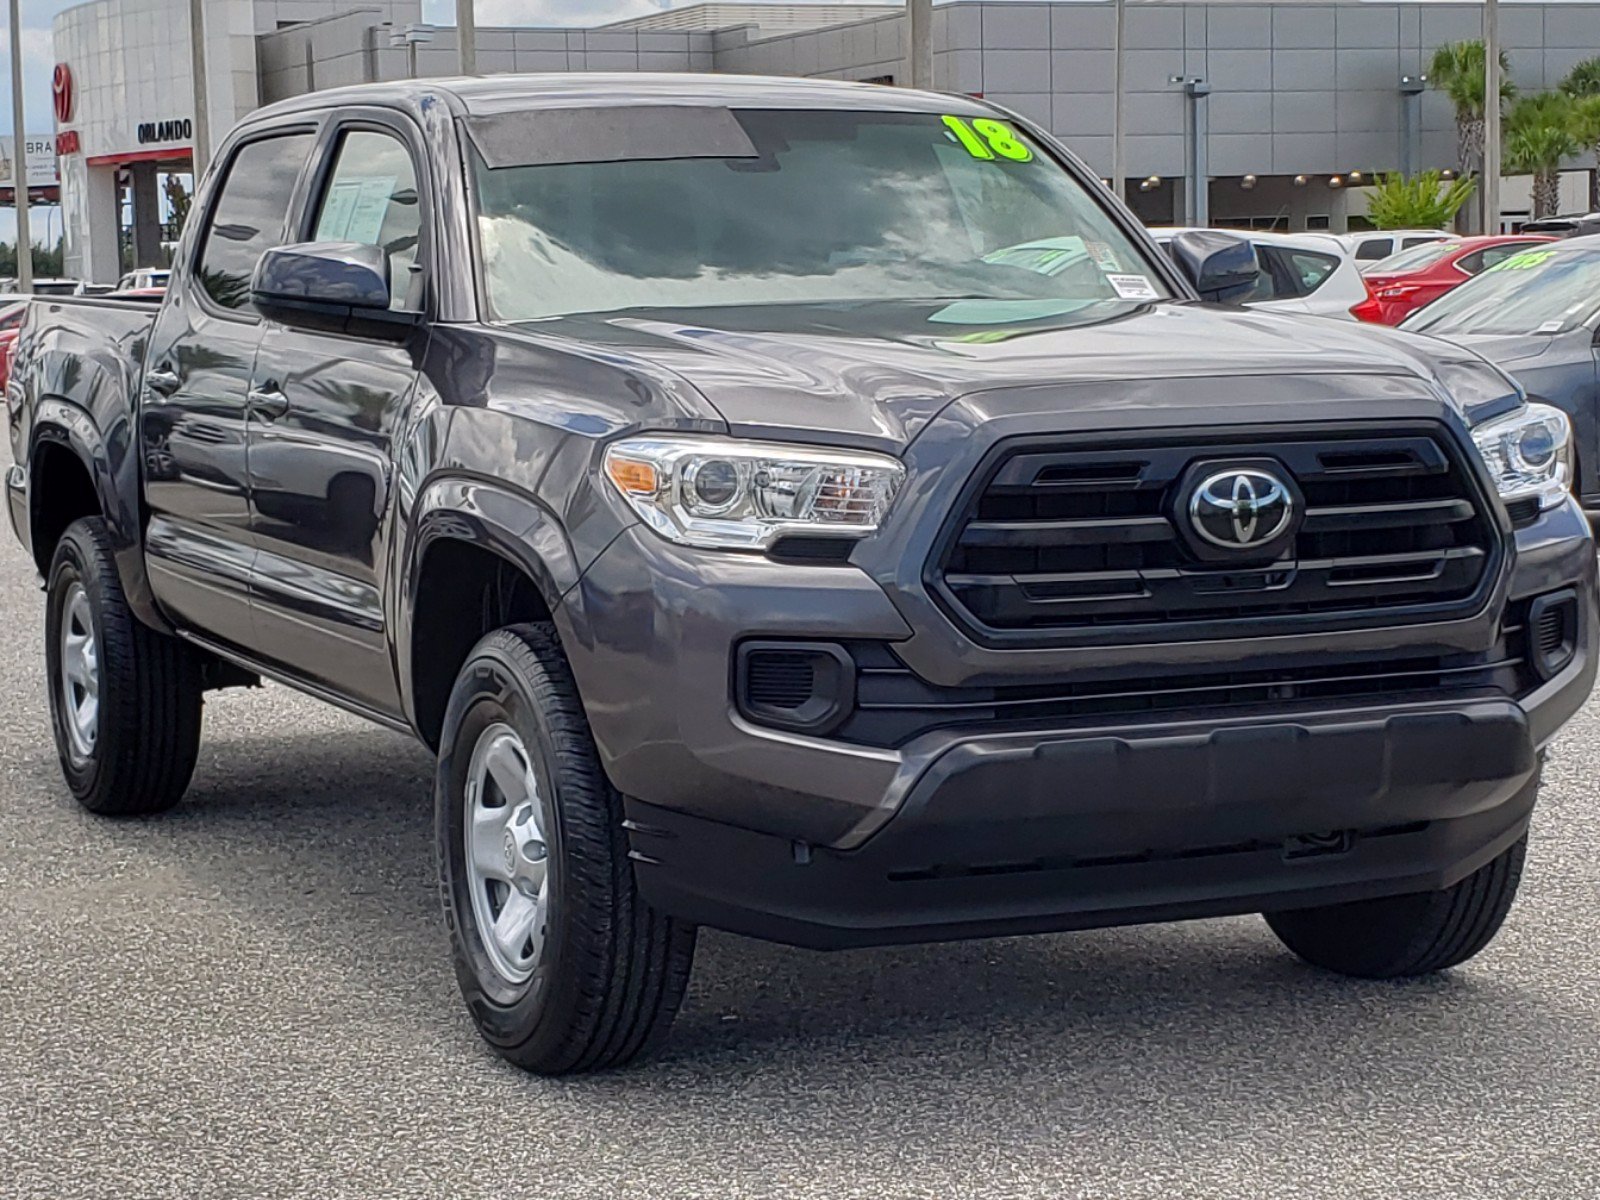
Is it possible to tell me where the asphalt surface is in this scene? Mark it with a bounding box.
[2,535,1599,1200]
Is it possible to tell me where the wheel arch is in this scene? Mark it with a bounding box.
[400,476,590,750]
[27,403,169,632]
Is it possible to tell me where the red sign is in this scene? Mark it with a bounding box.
[56,130,80,156]
[52,64,74,126]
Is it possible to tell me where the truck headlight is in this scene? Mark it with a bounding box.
[603,436,906,550]
[1471,403,1573,512]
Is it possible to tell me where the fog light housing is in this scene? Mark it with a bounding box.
[735,642,854,735]
[1526,590,1577,682]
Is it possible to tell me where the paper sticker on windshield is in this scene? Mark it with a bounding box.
[1488,249,1557,272]
[1536,320,1565,333]
[1107,274,1159,301]
[1085,241,1123,273]
[941,115,1033,162]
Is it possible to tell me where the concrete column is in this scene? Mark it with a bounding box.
[80,162,122,284]
[130,162,163,269]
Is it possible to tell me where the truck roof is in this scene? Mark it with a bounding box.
[251,72,992,123]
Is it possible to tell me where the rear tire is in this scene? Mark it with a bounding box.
[436,623,697,1074]
[1265,834,1527,978]
[44,516,204,815]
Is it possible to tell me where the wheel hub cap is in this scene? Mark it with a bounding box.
[59,583,100,761]
[463,723,550,985]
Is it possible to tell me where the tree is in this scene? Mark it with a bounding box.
[1504,92,1581,219]
[1364,171,1478,230]
[1429,40,1517,175]
[1562,58,1600,211]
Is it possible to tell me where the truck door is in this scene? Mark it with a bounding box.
[141,130,318,650]
[245,117,427,717]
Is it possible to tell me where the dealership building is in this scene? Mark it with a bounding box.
[48,0,1600,283]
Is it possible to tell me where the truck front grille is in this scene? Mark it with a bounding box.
[932,429,1498,643]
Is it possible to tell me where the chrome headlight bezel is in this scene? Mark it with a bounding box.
[1470,402,1573,513]
[602,435,906,551]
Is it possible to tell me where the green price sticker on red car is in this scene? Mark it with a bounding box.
[1488,249,1558,273]
[942,115,1034,162]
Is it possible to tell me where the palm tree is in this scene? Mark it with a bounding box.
[1429,40,1517,176]
[1504,92,1581,218]
[1562,58,1600,210]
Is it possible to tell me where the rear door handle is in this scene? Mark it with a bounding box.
[145,368,181,396]
[247,386,290,420]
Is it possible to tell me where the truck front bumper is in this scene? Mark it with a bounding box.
[563,508,1595,950]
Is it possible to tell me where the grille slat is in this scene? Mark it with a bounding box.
[935,431,1495,639]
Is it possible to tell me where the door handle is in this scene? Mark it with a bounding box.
[247,387,291,420]
[145,367,181,396]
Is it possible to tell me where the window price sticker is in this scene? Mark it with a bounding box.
[1107,274,1159,301]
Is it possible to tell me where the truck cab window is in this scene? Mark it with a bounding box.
[312,130,423,311]
[195,133,316,311]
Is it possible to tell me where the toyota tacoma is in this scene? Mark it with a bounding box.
[6,76,1595,1074]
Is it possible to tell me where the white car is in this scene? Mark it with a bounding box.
[1335,229,1457,268]
[1152,227,1370,320]
[116,267,170,291]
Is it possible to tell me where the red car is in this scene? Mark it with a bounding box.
[0,302,26,395]
[1355,235,1557,325]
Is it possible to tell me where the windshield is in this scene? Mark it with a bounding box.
[1365,241,1454,276]
[1402,246,1600,337]
[471,108,1172,323]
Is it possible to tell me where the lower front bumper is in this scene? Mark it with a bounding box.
[617,694,1542,947]
[624,692,1551,948]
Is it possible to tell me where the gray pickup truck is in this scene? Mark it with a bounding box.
[6,75,1596,1074]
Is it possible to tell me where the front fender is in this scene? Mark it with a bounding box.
[395,475,604,731]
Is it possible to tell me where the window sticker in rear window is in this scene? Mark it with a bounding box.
[1488,249,1558,273]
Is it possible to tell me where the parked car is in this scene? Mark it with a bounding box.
[27,278,82,297]
[1337,229,1458,265]
[1153,227,1369,319]
[1519,213,1600,239]
[1355,235,1558,326]
[0,301,26,394]
[7,76,1595,1075]
[1403,236,1600,515]
[115,268,170,291]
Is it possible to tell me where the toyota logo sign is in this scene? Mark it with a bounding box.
[52,64,73,126]
[1187,467,1294,550]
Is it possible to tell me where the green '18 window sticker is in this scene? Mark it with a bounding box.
[942,115,1034,162]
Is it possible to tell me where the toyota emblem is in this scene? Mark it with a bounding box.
[1188,468,1294,550]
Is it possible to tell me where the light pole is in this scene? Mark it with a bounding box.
[8,0,32,291]
[1111,0,1126,201]
[1482,0,1501,234]
[457,0,476,76]
[188,0,209,180]
[1173,75,1211,226]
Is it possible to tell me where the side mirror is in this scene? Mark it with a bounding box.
[251,242,419,338]
[1167,230,1260,304]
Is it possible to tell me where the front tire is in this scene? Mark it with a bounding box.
[1265,834,1528,978]
[44,516,204,815]
[436,623,697,1074]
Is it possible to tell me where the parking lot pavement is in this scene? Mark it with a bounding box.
[0,528,1597,1200]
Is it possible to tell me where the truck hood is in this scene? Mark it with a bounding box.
[522,300,1473,452]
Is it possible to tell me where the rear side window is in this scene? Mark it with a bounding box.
[1249,246,1340,300]
[1354,238,1391,260]
[312,130,423,311]
[1402,236,1444,249]
[196,133,316,311]
[1461,244,1529,275]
